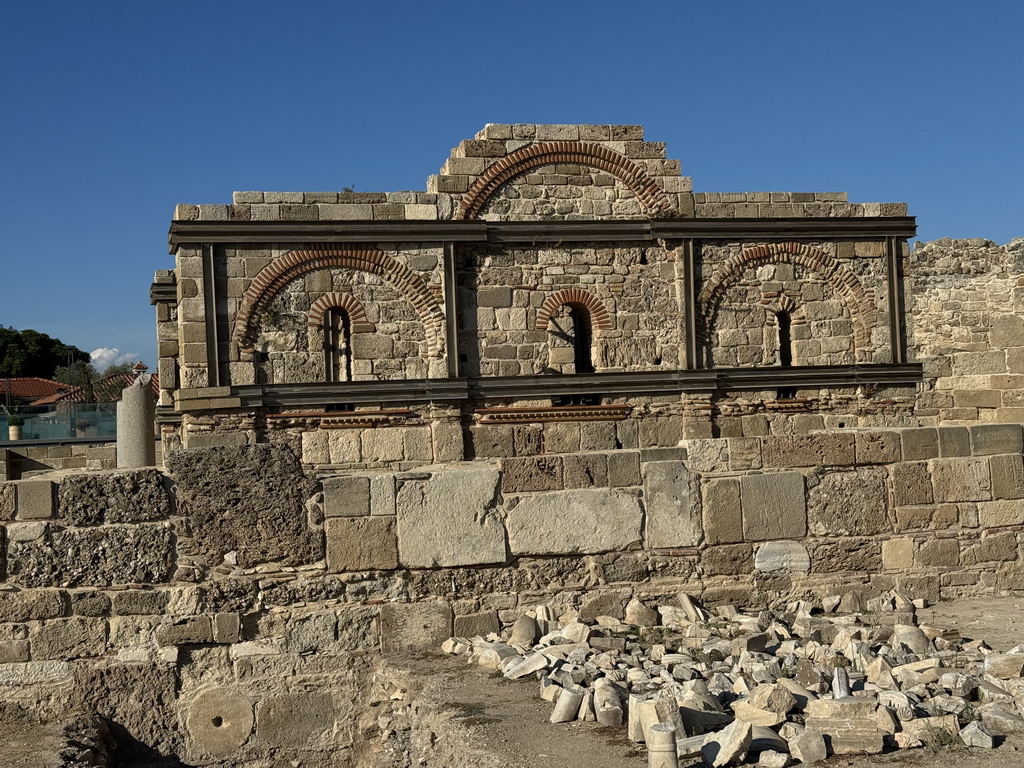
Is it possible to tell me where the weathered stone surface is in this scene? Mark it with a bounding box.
[804,697,883,754]
[29,617,106,659]
[643,461,701,548]
[454,610,500,638]
[186,687,255,755]
[0,639,29,663]
[0,589,66,621]
[808,467,888,536]
[811,538,882,573]
[890,462,933,507]
[71,591,111,617]
[701,719,752,767]
[970,424,1023,455]
[156,616,213,645]
[166,444,321,568]
[506,489,643,555]
[0,482,14,520]
[112,589,169,616]
[396,467,505,567]
[6,524,174,587]
[255,692,335,748]
[788,727,827,764]
[57,468,171,525]
[754,541,810,573]
[321,475,370,517]
[702,477,743,545]
[931,458,992,503]
[854,431,901,464]
[380,602,453,653]
[325,516,398,571]
[13,479,54,519]
[501,456,562,493]
[607,451,641,487]
[740,473,806,541]
[990,454,1024,500]
[762,434,854,467]
[978,500,1024,527]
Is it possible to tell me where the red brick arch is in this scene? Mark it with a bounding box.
[697,242,876,362]
[456,141,675,220]
[233,247,444,356]
[535,289,613,331]
[307,293,371,329]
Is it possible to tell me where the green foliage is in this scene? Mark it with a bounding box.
[2,405,25,426]
[54,360,138,402]
[0,326,90,378]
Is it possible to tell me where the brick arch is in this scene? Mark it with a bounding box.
[233,247,445,356]
[456,141,675,220]
[697,242,876,362]
[307,293,371,329]
[535,289,613,331]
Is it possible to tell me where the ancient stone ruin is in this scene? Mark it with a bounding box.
[2,124,1024,765]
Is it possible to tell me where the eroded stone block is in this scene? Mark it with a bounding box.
[506,489,642,555]
[643,461,701,548]
[931,458,991,503]
[255,692,334,748]
[57,469,171,526]
[380,602,453,653]
[325,516,398,572]
[322,475,370,517]
[702,477,742,545]
[740,473,806,541]
[807,467,888,536]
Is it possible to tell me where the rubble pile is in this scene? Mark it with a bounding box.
[441,591,1021,766]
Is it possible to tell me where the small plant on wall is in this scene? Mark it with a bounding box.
[3,405,25,440]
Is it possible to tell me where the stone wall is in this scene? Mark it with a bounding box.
[0,443,117,481]
[2,431,1023,761]
[909,237,1024,424]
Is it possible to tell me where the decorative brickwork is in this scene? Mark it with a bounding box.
[233,247,445,356]
[307,293,372,330]
[456,141,675,220]
[698,242,877,363]
[534,288,614,332]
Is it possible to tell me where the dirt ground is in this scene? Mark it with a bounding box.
[432,594,1024,768]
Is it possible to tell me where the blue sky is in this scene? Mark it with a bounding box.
[1,1,1021,370]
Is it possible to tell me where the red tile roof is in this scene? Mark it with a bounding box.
[0,377,68,401]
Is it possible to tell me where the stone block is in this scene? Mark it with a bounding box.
[287,611,336,653]
[329,430,362,464]
[991,454,1024,500]
[643,461,701,548]
[469,425,515,458]
[542,422,580,454]
[855,431,901,464]
[978,500,1024,527]
[396,467,506,568]
[991,314,1024,349]
[607,451,641,487]
[156,616,213,645]
[506,489,642,555]
[579,421,618,451]
[754,541,810,572]
[562,453,608,489]
[953,389,1001,409]
[325,516,398,572]
[213,612,241,643]
[30,617,106,660]
[71,591,110,617]
[901,428,939,461]
[0,482,15,520]
[14,479,54,520]
[430,422,463,463]
[477,287,513,307]
[701,544,753,576]
[728,438,763,471]
[808,466,889,536]
[369,474,396,516]
[804,697,883,755]
[740,473,806,541]
[454,610,500,638]
[931,458,992,502]
[380,602,453,653]
[811,538,882,573]
[702,477,743,545]
[0,589,66,622]
[0,640,30,663]
[186,688,255,755]
[322,475,371,517]
[963,532,1018,564]
[971,424,1024,455]
[501,456,563,493]
[882,538,915,569]
[762,434,854,468]
[895,503,959,531]
[362,428,406,463]
[953,350,1007,375]
[916,538,960,567]
[890,462,933,506]
[255,692,334,748]
[112,589,168,616]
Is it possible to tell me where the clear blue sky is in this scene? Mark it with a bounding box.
[2,1,1021,370]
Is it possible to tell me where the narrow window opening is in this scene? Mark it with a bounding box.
[776,310,797,399]
[570,306,594,374]
[324,308,352,382]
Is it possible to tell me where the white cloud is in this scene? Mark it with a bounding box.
[90,347,139,371]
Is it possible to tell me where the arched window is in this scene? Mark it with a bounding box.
[324,308,352,382]
[776,310,796,399]
[548,304,594,374]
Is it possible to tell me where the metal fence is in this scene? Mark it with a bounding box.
[2,403,117,441]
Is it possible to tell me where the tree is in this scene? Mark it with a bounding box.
[0,326,90,378]
[54,360,141,402]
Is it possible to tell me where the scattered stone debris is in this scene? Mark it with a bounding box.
[442,591,1019,764]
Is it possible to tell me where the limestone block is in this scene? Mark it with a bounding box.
[369,474,396,516]
[506,489,642,555]
[855,432,901,465]
[931,458,991,502]
[803,697,883,754]
[990,454,1024,500]
[328,430,362,464]
[916,538,960,567]
[469,425,515,458]
[937,426,971,457]
[754,541,810,573]
[14,479,54,520]
[812,537,882,573]
[543,422,580,454]
[0,660,70,686]
[979,500,1024,527]
[0,640,29,663]
[702,477,743,545]
[607,451,641,487]
[29,617,106,660]
[562,453,608,489]
[57,469,171,526]
[156,616,213,645]
[895,503,959,531]
[579,421,618,451]
[362,428,406,463]
[990,314,1024,349]
[71,591,110,617]
[396,467,506,568]
[0,482,14,520]
[325,516,398,572]
[255,692,334,748]
[963,531,1018,564]
[682,438,729,473]
[882,538,914,570]
[740,473,806,541]
[454,610,500,638]
[701,543,753,576]
[900,428,939,461]
[301,430,330,464]
[729,438,763,471]
[287,611,337,653]
[187,687,255,755]
[953,350,1006,376]
[322,475,371,517]
[0,589,66,622]
[643,461,701,548]
[380,602,453,653]
[762,434,854,468]
[165,444,321,569]
[501,456,563,493]
[213,612,240,644]
[971,424,1024,455]
[430,421,463,463]
[112,590,168,616]
[807,467,888,536]
[890,462,933,507]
